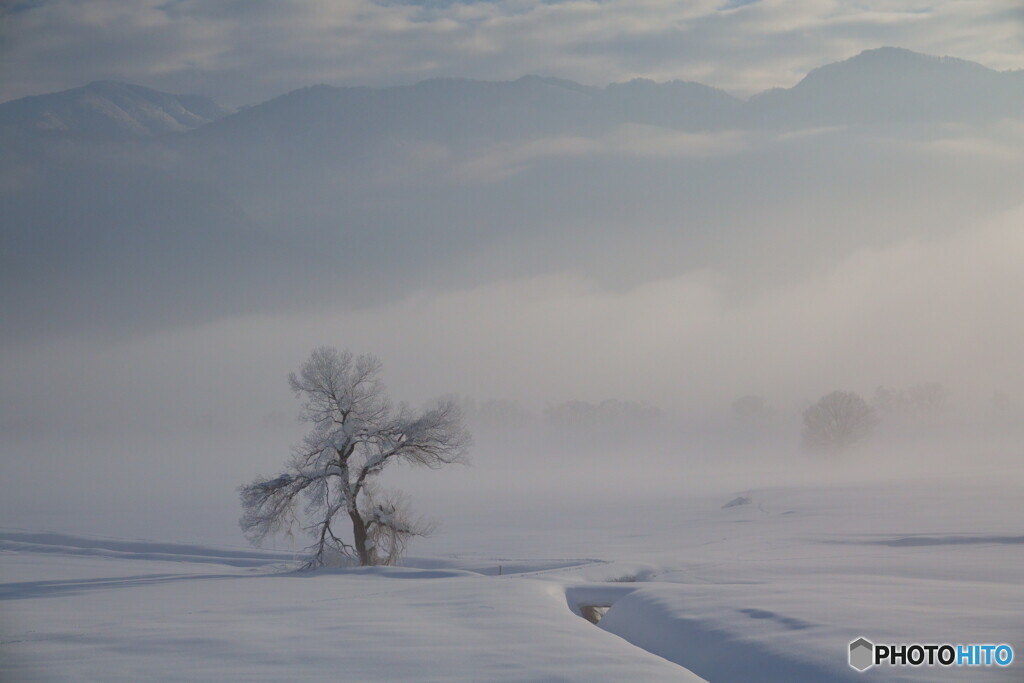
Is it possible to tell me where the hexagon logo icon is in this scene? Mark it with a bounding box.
[849,637,875,671]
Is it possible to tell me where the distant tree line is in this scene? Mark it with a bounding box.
[455,396,663,433]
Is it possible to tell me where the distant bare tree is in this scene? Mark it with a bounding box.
[871,386,910,420]
[544,399,661,429]
[477,399,533,432]
[239,347,469,567]
[458,396,534,432]
[731,395,773,427]
[872,383,947,425]
[907,383,947,421]
[802,390,878,454]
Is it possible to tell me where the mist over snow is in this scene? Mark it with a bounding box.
[3,47,1024,541]
[2,5,1024,679]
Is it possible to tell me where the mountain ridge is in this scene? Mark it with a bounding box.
[0,80,233,137]
[746,46,1020,126]
[3,47,1021,141]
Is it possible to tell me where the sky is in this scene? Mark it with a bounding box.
[1,0,1023,545]
[1,0,1023,105]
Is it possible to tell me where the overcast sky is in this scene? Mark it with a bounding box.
[2,0,1023,105]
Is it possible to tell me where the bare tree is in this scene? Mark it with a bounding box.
[801,390,878,454]
[872,383,948,425]
[239,347,469,567]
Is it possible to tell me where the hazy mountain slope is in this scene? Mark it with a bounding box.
[2,48,1023,345]
[749,47,1024,127]
[2,47,1018,142]
[598,78,744,129]
[182,74,740,159]
[0,80,232,137]
[0,146,309,342]
[181,47,1021,150]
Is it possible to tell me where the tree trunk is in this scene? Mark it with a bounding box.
[350,509,373,565]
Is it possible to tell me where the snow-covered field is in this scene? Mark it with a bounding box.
[2,480,1021,681]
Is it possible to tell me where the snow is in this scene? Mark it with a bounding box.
[1,552,700,682]
[2,480,1022,681]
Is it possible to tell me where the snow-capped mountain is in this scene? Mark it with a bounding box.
[0,80,232,137]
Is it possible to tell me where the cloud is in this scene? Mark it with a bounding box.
[2,0,1021,104]
[902,120,1024,161]
[5,200,1022,441]
[3,118,1020,348]
[448,126,750,183]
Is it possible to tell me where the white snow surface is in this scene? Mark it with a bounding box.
[2,480,1022,681]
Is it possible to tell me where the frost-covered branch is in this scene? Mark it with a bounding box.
[239,348,470,567]
[238,472,314,545]
[362,488,436,568]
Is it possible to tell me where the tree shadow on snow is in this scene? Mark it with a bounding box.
[0,572,243,600]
